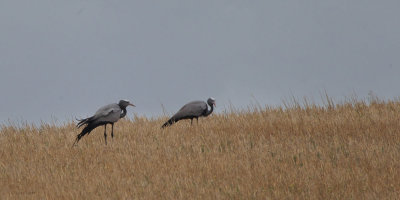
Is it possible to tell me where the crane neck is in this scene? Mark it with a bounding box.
[204,104,214,117]
[120,107,127,118]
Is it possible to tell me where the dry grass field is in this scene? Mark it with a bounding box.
[0,97,399,199]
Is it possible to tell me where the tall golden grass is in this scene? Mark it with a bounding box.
[0,97,399,199]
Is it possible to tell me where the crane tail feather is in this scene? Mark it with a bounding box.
[76,116,94,128]
[72,123,98,146]
[161,118,175,128]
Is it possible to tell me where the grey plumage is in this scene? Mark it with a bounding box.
[162,97,216,128]
[73,100,135,146]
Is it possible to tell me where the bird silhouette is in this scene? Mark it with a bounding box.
[162,97,215,128]
[73,99,135,146]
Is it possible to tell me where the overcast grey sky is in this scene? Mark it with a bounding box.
[1,0,399,124]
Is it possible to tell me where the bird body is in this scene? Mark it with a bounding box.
[93,103,123,123]
[173,101,207,119]
[162,98,215,128]
[73,100,135,146]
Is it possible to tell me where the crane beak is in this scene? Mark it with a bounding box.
[129,103,136,107]
[213,103,216,107]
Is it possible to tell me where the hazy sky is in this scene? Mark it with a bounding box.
[1,0,399,124]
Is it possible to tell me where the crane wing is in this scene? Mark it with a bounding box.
[93,103,122,123]
[173,101,207,119]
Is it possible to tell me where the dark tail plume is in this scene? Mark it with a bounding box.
[161,118,175,128]
[72,122,99,147]
[76,116,94,128]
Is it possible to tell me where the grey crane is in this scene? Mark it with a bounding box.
[73,99,135,146]
[162,97,216,128]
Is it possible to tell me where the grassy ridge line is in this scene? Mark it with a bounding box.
[0,98,399,199]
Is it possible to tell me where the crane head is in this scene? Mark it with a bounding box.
[207,97,216,107]
[119,99,135,108]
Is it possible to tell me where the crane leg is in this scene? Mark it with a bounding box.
[196,117,199,125]
[104,125,107,145]
[191,119,193,125]
[111,123,114,139]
